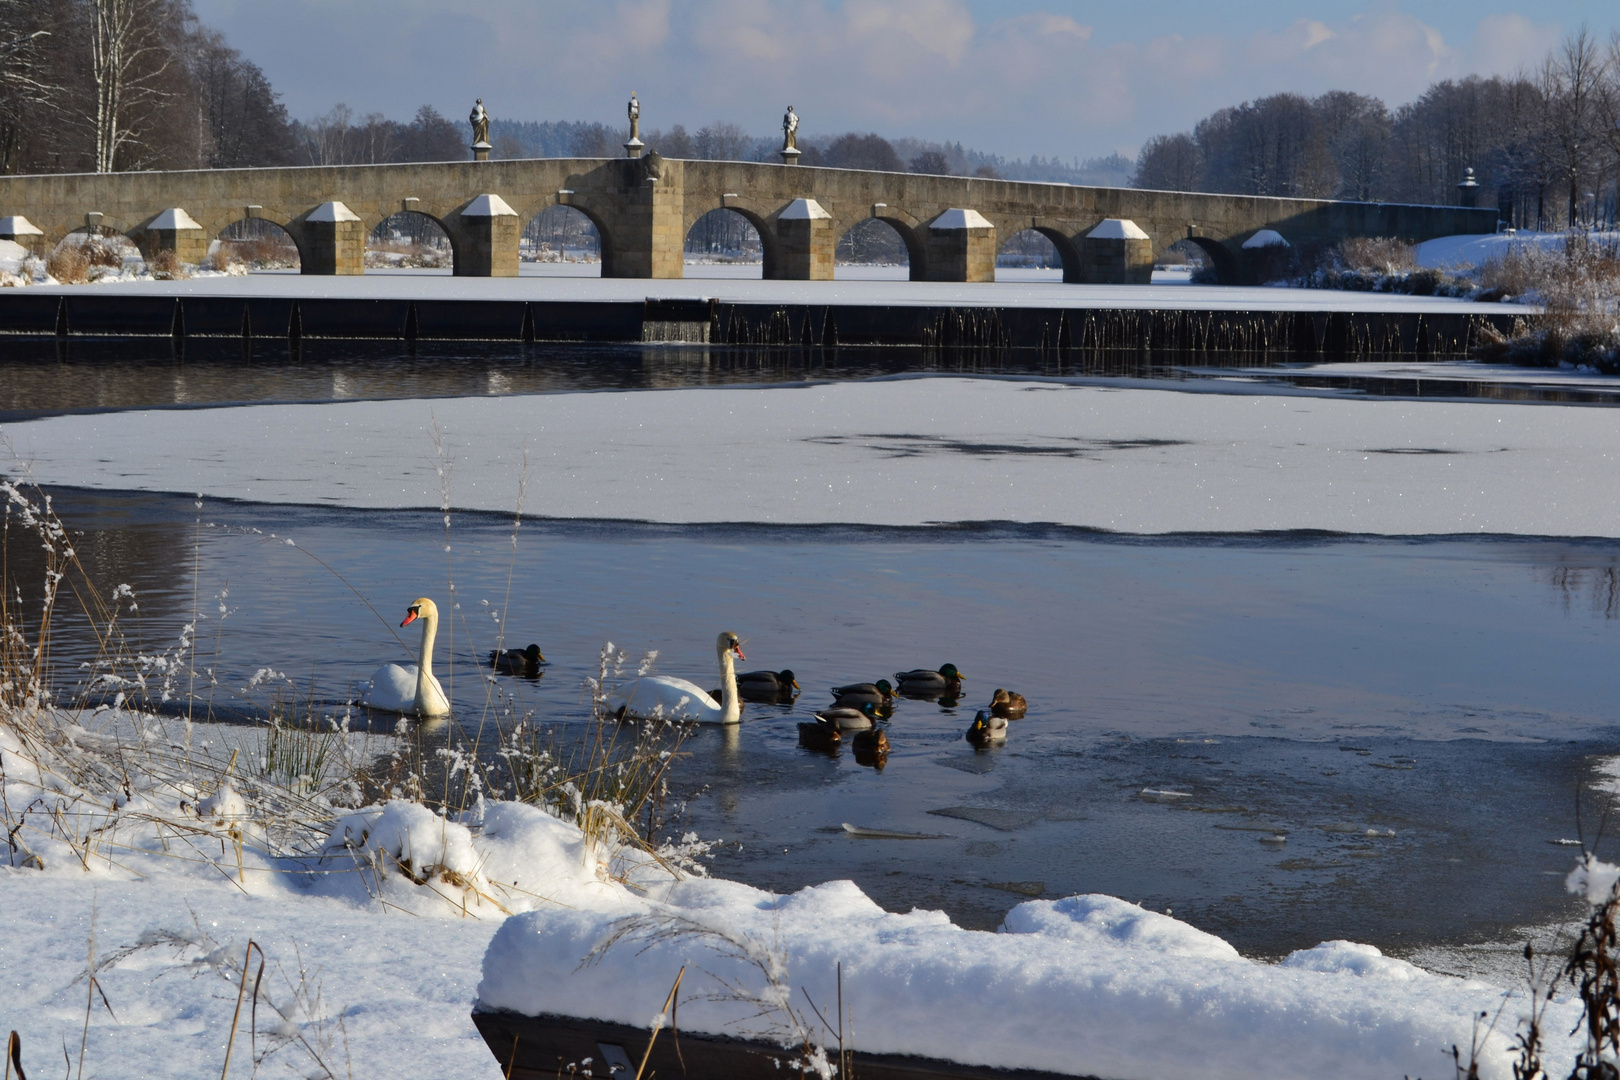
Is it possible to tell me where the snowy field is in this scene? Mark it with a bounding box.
[1417,230,1620,271]
[7,375,1620,535]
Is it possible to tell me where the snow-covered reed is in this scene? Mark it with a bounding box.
[1474,233,1620,370]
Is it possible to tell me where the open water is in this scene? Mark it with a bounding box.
[16,486,1620,959]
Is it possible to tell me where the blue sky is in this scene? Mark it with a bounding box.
[195,1,1615,161]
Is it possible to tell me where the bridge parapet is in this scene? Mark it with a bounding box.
[0,158,1498,285]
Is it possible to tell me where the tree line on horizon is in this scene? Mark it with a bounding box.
[1131,28,1620,230]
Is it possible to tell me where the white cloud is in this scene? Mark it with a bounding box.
[191,1,1600,161]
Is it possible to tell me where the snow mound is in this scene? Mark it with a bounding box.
[478,875,1575,1080]
[1002,894,1241,961]
[1280,940,1426,981]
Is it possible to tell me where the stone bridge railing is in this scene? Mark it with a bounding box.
[0,157,1498,285]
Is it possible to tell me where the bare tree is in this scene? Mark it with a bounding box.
[0,0,55,173]
[1539,25,1610,226]
[1132,133,1200,191]
[694,120,750,161]
[88,0,175,171]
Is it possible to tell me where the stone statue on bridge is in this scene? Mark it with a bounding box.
[624,92,644,158]
[469,99,491,146]
[780,105,801,165]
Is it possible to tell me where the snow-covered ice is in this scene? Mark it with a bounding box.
[6,262,1515,312]
[7,376,1620,535]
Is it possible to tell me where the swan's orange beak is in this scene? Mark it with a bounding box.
[401,610,419,627]
[734,645,746,660]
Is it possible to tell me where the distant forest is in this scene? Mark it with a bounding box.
[1132,28,1620,230]
[3,0,1614,230]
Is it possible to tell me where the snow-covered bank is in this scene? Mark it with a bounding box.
[0,706,676,1080]
[1418,231,1620,272]
[481,884,1572,1080]
[8,376,1620,535]
[1,708,1586,1080]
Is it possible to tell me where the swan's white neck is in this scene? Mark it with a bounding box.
[716,643,740,725]
[416,609,439,701]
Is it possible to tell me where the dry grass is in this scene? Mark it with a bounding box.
[218,235,299,270]
[1337,236,1417,275]
[45,243,88,284]
[148,250,188,280]
[365,240,448,269]
[1474,234,1620,370]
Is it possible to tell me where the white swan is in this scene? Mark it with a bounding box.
[360,597,451,717]
[608,632,745,724]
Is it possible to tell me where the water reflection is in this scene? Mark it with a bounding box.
[5,338,1616,422]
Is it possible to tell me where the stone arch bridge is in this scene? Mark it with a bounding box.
[0,157,1495,285]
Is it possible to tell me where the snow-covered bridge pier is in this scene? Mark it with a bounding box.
[0,157,1495,284]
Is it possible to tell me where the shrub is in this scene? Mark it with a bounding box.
[1338,236,1416,275]
[45,243,88,284]
[149,250,189,280]
[1473,233,1620,369]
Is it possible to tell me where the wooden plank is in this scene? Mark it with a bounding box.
[471,1009,1103,1080]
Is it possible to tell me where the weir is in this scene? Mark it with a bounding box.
[0,158,1497,286]
[0,290,1519,362]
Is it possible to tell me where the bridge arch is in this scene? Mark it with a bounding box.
[368,209,454,271]
[523,204,601,272]
[996,227,1078,281]
[1181,237,1239,285]
[48,225,143,280]
[684,206,771,277]
[216,217,302,270]
[834,216,919,279]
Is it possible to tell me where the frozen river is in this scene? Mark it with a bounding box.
[4,345,1619,965]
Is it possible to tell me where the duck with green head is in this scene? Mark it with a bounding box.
[830,679,895,708]
[895,664,963,698]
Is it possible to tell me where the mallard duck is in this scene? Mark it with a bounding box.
[852,726,889,769]
[798,719,842,751]
[990,688,1027,719]
[895,664,963,698]
[735,669,800,702]
[489,643,546,677]
[965,709,1007,747]
[830,679,894,707]
[851,726,889,754]
[813,701,879,730]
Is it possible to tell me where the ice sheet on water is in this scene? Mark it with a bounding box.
[9,376,1620,536]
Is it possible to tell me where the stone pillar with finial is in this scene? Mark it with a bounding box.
[469,98,492,161]
[1456,167,1479,209]
[624,92,644,159]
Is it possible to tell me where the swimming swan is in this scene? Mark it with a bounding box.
[361,597,451,717]
[608,631,746,724]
